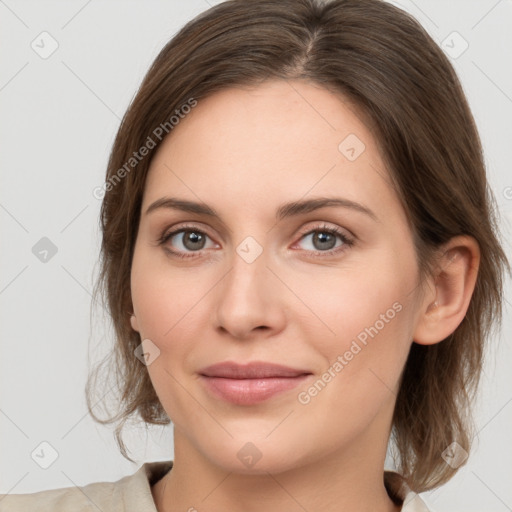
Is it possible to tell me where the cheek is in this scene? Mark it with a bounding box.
[288,254,416,416]
[287,257,412,354]
[130,249,209,422]
[130,246,211,341]
[293,298,412,441]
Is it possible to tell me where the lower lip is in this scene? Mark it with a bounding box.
[199,374,311,405]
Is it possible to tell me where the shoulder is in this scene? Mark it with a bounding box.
[0,460,173,512]
[0,480,117,511]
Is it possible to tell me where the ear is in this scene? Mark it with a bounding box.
[413,235,480,345]
[130,313,140,332]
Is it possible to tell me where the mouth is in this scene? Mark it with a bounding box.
[198,361,313,405]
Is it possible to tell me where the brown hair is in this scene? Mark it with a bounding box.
[87,0,510,492]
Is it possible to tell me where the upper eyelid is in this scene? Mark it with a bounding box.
[163,222,217,242]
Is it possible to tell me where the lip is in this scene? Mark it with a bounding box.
[198,361,313,405]
[199,361,311,379]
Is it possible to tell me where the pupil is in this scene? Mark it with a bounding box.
[185,232,204,250]
[315,232,335,250]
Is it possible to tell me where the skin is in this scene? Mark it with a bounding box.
[130,79,480,512]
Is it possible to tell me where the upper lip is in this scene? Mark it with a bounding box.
[199,361,311,379]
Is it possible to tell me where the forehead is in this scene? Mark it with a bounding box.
[142,80,399,223]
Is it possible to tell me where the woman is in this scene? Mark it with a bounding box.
[1,0,508,510]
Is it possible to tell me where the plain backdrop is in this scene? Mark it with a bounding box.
[1,1,511,511]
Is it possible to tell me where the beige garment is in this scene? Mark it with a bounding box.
[0,460,431,511]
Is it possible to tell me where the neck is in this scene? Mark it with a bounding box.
[153,428,401,512]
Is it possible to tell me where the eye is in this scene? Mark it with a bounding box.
[157,222,354,260]
[293,224,354,257]
[158,224,218,259]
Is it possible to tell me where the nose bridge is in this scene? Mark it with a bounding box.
[223,235,269,303]
[212,233,283,337]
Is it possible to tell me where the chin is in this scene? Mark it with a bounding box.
[193,434,309,476]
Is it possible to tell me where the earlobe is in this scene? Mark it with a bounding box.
[130,313,140,332]
[413,235,480,346]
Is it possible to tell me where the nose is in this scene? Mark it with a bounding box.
[212,243,287,340]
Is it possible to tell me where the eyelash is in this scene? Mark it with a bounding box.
[157,223,354,260]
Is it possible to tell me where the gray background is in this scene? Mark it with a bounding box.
[1,1,511,510]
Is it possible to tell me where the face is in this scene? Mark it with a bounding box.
[130,79,425,474]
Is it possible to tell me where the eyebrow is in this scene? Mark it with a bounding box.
[145,196,378,222]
